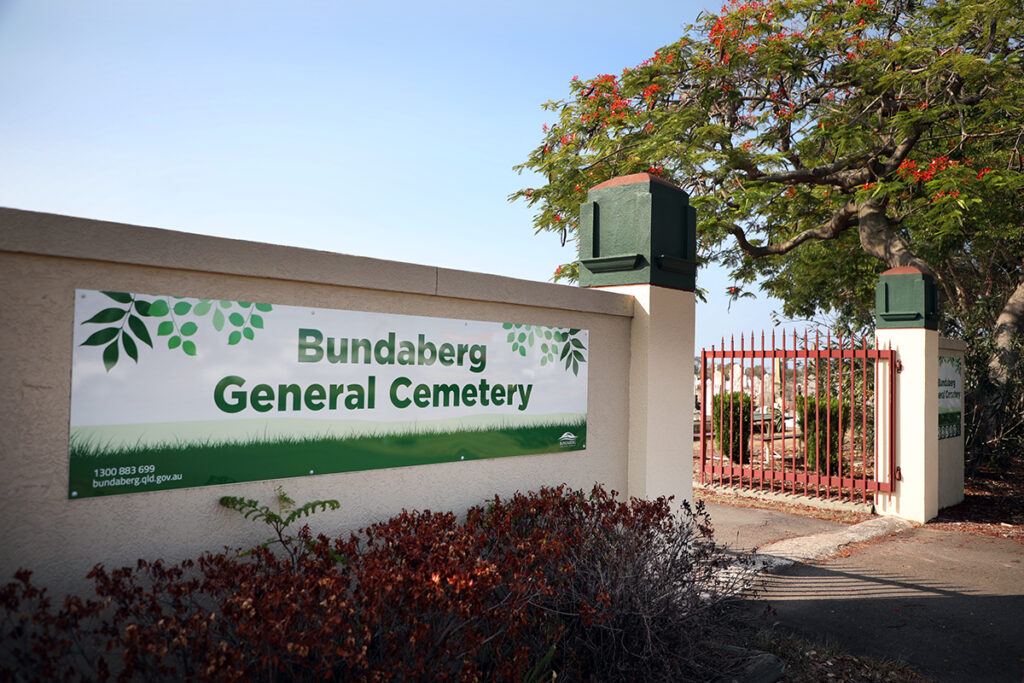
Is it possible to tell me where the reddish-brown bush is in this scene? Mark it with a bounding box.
[0,485,755,682]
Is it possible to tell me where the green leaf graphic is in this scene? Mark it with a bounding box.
[81,293,275,368]
[147,300,170,317]
[82,327,119,346]
[127,315,151,347]
[102,291,132,304]
[501,322,587,376]
[83,307,127,324]
[122,333,138,362]
[102,340,119,370]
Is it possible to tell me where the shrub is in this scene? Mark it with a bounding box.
[467,486,755,680]
[0,485,757,682]
[712,391,753,463]
[797,395,852,473]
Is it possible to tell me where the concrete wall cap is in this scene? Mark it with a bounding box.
[881,265,928,276]
[939,337,968,352]
[0,207,634,318]
[589,173,683,192]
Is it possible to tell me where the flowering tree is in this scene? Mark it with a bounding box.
[512,0,1024,456]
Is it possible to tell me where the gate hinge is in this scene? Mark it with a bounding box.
[895,466,903,481]
[895,360,903,373]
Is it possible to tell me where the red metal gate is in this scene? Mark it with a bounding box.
[697,330,897,504]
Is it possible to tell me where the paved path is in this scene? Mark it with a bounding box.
[703,501,849,552]
[704,502,1024,683]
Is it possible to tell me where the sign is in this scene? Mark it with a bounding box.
[938,355,962,440]
[69,290,588,499]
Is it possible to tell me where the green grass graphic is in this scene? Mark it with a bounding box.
[69,419,586,499]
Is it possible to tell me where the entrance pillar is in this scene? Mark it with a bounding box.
[577,173,697,504]
[873,265,959,522]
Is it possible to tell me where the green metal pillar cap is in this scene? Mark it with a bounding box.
[875,266,939,330]
[577,173,697,291]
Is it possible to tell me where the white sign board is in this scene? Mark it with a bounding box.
[938,355,962,440]
[69,289,588,498]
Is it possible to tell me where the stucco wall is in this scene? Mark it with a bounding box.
[0,208,635,595]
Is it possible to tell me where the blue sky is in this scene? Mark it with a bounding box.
[0,0,792,351]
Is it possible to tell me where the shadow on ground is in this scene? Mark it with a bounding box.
[744,526,1024,683]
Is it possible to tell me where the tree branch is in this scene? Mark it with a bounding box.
[728,200,857,257]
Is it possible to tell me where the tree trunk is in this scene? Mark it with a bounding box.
[855,199,934,273]
[990,278,1024,385]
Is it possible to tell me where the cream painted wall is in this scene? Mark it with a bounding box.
[593,284,695,506]
[0,209,635,596]
[875,327,939,523]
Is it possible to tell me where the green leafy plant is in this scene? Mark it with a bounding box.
[218,486,341,565]
[712,392,753,464]
[80,291,274,371]
[502,322,587,375]
[797,396,853,474]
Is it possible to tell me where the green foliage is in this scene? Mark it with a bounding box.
[80,291,274,371]
[502,322,587,375]
[514,0,1024,414]
[959,321,1024,468]
[797,396,853,474]
[712,391,753,463]
[219,486,341,565]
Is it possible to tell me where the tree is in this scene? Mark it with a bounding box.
[512,0,1024,461]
